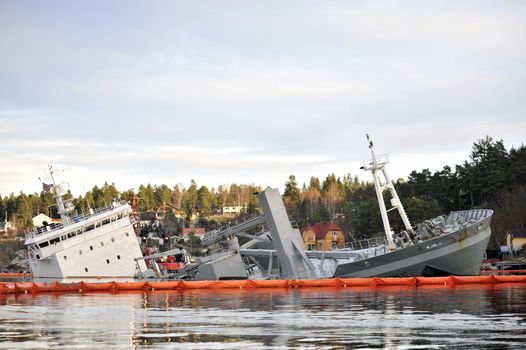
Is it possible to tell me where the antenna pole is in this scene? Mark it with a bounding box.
[362,135,412,250]
[49,165,70,224]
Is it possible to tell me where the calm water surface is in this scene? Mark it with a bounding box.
[1,284,525,349]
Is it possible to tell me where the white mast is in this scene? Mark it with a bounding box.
[48,165,71,225]
[361,134,412,250]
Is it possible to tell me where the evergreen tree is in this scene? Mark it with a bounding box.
[182,180,198,217]
[15,193,33,228]
[154,184,172,207]
[283,175,301,220]
[197,186,212,217]
[284,175,301,203]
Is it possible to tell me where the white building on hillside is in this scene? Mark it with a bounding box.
[222,206,244,216]
[32,213,53,227]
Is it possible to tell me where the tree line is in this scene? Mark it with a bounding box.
[281,136,526,248]
[1,136,525,248]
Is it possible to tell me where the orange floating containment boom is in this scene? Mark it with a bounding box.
[1,275,526,295]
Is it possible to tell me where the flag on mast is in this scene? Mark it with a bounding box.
[42,182,53,192]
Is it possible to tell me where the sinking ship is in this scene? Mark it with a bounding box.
[25,166,147,279]
[163,136,493,280]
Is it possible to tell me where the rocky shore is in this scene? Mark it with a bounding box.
[0,240,29,272]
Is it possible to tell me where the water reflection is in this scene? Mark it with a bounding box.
[1,285,525,349]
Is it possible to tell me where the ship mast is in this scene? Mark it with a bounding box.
[48,165,71,225]
[361,134,412,250]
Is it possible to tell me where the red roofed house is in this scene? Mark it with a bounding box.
[301,222,346,251]
[181,227,206,241]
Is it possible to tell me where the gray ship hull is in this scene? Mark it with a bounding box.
[333,210,493,278]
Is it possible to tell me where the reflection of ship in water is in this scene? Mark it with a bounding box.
[2,284,524,349]
[158,136,493,281]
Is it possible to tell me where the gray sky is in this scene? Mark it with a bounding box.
[1,1,525,196]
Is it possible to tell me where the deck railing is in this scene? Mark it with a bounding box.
[344,236,389,251]
[25,202,129,240]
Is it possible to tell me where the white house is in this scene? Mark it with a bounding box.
[0,221,14,233]
[32,213,53,227]
[222,206,244,216]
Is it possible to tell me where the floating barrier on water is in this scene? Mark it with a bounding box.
[1,275,526,295]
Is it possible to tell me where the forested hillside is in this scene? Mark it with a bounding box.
[1,136,524,248]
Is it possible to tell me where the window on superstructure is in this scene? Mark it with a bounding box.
[85,224,95,232]
[102,219,110,225]
[63,255,67,260]
[106,259,110,264]
[90,245,93,251]
[117,255,121,260]
[38,241,49,248]
[85,267,88,272]
[67,232,76,239]
[61,235,67,241]
[50,237,60,245]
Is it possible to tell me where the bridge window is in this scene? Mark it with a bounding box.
[38,241,49,248]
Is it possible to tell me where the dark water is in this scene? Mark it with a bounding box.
[1,284,525,349]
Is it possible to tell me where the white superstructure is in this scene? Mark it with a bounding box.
[25,166,147,278]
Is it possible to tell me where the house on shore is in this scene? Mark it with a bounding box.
[181,227,206,242]
[301,222,346,251]
[222,205,244,217]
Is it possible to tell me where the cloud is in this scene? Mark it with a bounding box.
[0,1,525,196]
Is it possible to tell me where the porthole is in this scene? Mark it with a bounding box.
[90,246,93,251]
[125,232,129,237]
[85,267,88,272]
[79,250,83,255]
[117,255,121,260]
[63,256,67,260]
[100,242,104,247]
[106,259,110,264]
[111,237,115,243]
